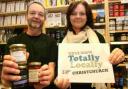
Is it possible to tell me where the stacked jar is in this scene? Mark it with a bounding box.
[9,44,28,89]
[28,62,41,84]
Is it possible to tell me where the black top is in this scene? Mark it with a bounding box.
[5,32,58,89]
[5,32,58,64]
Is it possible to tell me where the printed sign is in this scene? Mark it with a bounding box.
[58,43,115,83]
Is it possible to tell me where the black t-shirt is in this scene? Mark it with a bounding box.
[5,32,58,89]
[6,32,58,64]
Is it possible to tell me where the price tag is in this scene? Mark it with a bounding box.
[116,17,124,21]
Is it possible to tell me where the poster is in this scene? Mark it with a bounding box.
[58,43,115,83]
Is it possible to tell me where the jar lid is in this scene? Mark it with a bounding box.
[29,62,41,66]
[19,65,27,69]
[9,44,26,49]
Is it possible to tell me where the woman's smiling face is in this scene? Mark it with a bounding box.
[70,3,87,30]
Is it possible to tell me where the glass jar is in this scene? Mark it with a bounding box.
[28,62,41,84]
[11,65,28,89]
[9,44,27,65]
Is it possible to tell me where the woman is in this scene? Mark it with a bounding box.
[54,1,125,89]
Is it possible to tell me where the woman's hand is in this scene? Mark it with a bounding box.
[54,77,70,89]
[109,48,125,65]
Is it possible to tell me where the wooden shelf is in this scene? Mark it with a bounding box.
[46,5,69,13]
[108,0,121,3]
[0,43,6,45]
[109,16,128,19]
[91,2,104,7]
[90,2,105,5]
[110,41,128,45]
[45,25,66,29]
[46,2,105,13]
[0,24,27,29]
[0,10,26,16]
[90,2,104,9]
[110,30,128,33]
[94,23,105,26]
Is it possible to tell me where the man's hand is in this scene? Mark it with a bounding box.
[1,55,21,87]
[34,62,55,89]
[1,52,29,87]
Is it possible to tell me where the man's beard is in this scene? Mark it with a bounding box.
[28,20,43,29]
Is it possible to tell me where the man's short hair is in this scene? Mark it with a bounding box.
[27,1,45,13]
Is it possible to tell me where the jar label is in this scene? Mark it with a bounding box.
[12,71,28,88]
[10,51,26,62]
[13,79,27,85]
[29,69,39,82]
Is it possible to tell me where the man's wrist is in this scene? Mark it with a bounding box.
[1,78,11,88]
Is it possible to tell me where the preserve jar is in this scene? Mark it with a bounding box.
[11,65,28,89]
[28,62,41,84]
[9,44,27,65]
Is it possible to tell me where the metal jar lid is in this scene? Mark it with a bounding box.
[29,62,41,66]
[9,44,26,49]
[18,65,27,69]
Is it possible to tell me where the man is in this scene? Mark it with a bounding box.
[1,1,57,89]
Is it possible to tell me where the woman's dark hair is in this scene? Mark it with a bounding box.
[66,1,94,32]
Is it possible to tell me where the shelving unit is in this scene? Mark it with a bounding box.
[0,24,27,29]
[0,0,106,36]
[107,0,128,53]
[110,41,128,45]
[46,5,69,13]
[110,30,128,33]
[107,1,128,88]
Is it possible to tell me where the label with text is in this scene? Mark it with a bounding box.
[58,43,115,83]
